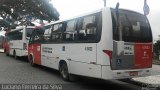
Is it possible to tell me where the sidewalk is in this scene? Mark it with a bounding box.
[133,75,160,84]
[133,65,160,85]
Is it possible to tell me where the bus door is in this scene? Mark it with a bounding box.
[4,33,10,54]
[41,27,53,67]
[28,30,42,65]
[32,43,41,65]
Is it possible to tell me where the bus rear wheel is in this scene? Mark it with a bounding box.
[29,55,35,66]
[5,49,9,56]
[59,63,70,81]
[13,51,17,59]
[6,53,9,56]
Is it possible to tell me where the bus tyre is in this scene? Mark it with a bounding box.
[59,63,70,81]
[29,55,35,66]
[5,49,9,56]
[13,51,17,59]
[6,53,9,56]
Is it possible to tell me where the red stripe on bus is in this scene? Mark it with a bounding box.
[134,44,152,69]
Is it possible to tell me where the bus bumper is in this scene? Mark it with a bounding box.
[101,65,151,79]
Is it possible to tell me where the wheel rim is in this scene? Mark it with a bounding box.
[60,64,68,79]
[61,67,68,78]
[29,56,33,65]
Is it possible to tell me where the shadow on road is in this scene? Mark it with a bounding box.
[29,65,140,90]
[1,53,141,90]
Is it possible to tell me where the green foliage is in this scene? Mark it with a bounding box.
[154,40,160,55]
[0,0,59,28]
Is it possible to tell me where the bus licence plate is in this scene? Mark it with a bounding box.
[129,71,138,76]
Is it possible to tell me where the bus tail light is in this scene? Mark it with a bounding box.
[103,50,112,60]
[23,43,27,50]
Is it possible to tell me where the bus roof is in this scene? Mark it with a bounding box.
[45,8,104,26]
[10,26,35,32]
[44,7,143,27]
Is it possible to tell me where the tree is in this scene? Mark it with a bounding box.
[0,0,60,28]
[154,40,160,59]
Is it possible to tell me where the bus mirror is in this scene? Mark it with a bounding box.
[26,37,30,40]
[143,0,150,15]
[115,2,120,19]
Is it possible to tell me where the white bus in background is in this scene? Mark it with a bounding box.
[7,26,35,59]
[28,7,153,81]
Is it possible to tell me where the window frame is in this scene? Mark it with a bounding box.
[62,19,78,42]
[8,29,23,41]
[50,23,63,43]
[29,12,102,44]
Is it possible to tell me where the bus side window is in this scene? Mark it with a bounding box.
[34,34,42,43]
[29,35,34,44]
[51,23,62,42]
[31,29,45,43]
[43,25,52,42]
[78,15,97,41]
[63,19,77,41]
[85,23,96,39]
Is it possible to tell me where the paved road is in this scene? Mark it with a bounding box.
[0,53,152,90]
[151,64,160,75]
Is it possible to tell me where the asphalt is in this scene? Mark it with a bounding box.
[0,52,159,90]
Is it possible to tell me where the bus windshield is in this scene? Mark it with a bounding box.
[26,28,34,38]
[8,30,23,40]
[111,9,152,43]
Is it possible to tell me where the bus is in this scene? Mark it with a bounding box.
[5,26,35,58]
[0,35,5,51]
[4,29,10,55]
[28,7,153,81]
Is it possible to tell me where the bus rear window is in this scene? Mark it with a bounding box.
[111,9,152,43]
[8,30,23,40]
